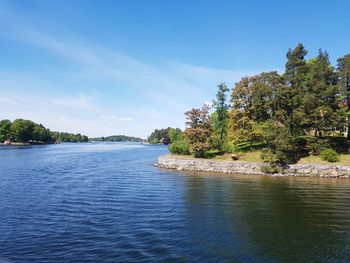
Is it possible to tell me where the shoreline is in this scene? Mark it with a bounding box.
[156,154,350,178]
[0,142,57,146]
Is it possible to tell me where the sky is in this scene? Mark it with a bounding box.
[0,0,349,138]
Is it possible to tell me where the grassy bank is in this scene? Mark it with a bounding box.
[169,150,350,166]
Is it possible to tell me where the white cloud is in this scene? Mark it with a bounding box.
[0,8,275,137]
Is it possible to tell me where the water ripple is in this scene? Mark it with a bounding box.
[1,143,350,262]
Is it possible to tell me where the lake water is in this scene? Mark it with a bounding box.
[1,143,350,262]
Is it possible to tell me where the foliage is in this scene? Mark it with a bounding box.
[337,54,350,139]
[148,127,181,145]
[0,119,12,142]
[10,119,36,142]
[183,127,211,158]
[50,131,88,143]
[168,136,190,155]
[261,121,299,164]
[320,148,339,163]
[261,163,283,174]
[168,128,182,142]
[0,118,88,143]
[212,83,230,150]
[183,104,212,157]
[91,135,142,142]
[304,137,330,155]
[168,44,350,163]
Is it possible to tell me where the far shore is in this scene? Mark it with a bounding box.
[156,154,350,179]
[0,142,56,146]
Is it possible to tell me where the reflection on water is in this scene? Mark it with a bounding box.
[0,143,350,262]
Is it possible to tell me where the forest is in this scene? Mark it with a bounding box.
[164,44,350,172]
[0,119,89,143]
[91,135,143,142]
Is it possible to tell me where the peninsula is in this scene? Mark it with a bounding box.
[155,44,350,177]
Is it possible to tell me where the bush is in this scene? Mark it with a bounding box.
[260,148,278,163]
[261,163,283,174]
[306,137,330,155]
[222,140,235,153]
[320,148,339,163]
[168,139,190,155]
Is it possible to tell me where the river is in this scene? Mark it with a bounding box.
[1,143,350,262]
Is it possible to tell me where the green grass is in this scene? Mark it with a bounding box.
[298,154,350,165]
[233,141,266,152]
[170,150,350,165]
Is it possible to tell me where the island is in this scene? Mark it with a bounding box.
[91,135,144,143]
[155,44,350,178]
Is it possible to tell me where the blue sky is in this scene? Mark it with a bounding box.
[0,0,349,138]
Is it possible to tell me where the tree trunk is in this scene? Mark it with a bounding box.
[347,117,350,140]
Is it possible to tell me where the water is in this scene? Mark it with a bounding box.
[1,143,350,262]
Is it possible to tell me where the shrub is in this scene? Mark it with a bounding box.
[260,148,278,163]
[306,137,330,155]
[320,148,339,163]
[260,148,284,174]
[168,139,190,155]
[222,140,235,153]
[261,163,283,174]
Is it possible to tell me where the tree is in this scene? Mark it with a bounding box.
[212,83,229,150]
[229,72,284,143]
[302,50,340,136]
[337,54,350,139]
[10,119,35,142]
[32,124,53,142]
[168,128,182,142]
[261,120,298,165]
[282,43,309,135]
[183,104,212,157]
[0,119,12,142]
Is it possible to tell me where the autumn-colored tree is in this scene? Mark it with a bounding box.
[183,104,212,157]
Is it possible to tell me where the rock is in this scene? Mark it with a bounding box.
[230,154,239,161]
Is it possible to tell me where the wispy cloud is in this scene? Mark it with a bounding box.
[0,5,275,137]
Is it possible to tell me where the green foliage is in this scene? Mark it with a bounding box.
[148,127,181,145]
[320,148,339,163]
[337,53,350,139]
[0,118,88,143]
[261,121,299,164]
[50,132,88,143]
[261,163,283,174]
[10,119,35,142]
[91,135,142,142]
[0,119,12,142]
[168,128,182,142]
[212,83,229,150]
[261,148,278,163]
[176,44,350,163]
[168,137,190,155]
[221,140,235,153]
[304,137,330,155]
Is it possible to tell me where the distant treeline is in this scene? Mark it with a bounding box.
[0,119,89,143]
[148,127,182,145]
[91,135,143,142]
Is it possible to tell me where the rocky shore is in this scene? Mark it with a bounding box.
[156,155,350,178]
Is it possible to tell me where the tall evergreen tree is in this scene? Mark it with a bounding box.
[212,83,229,149]
[303,50,339,136]
[337,54,350,139]
[282,43,308,135]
